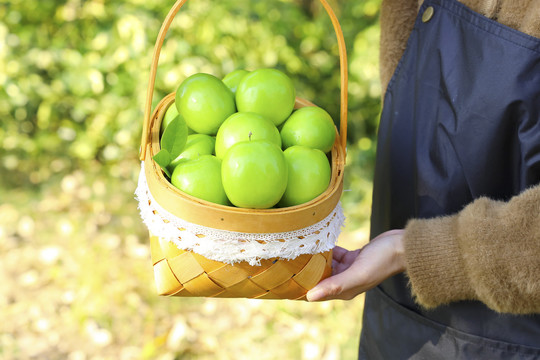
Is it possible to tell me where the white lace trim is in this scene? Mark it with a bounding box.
[135,162,344,266]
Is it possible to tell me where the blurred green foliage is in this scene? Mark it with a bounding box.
[0,0,381,358]
[0,0,381,226]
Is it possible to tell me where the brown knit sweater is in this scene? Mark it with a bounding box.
[379,0,540,314]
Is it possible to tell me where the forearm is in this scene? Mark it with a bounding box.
[404,184,540,314]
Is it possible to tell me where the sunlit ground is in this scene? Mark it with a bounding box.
[0,155,370,360]
[0,1,380,357]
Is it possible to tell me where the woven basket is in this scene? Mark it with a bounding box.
[138,0,348,300]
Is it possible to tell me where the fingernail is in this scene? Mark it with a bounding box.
[307,288,325,302]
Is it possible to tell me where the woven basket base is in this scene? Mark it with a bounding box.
[150,235,333,300]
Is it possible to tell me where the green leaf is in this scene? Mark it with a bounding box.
[160,115,188,160]
[153,149,172,178]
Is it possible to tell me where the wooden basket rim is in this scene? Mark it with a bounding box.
[144,94,345,233]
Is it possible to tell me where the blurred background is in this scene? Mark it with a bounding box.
[0,0,382,358]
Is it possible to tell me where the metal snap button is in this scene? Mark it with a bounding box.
[422,6,434,23]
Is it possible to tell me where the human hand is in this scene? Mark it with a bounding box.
[306,229,406,301]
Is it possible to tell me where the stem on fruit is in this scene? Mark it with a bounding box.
[248,131,252,141]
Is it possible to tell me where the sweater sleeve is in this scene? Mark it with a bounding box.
[403,183,540,314]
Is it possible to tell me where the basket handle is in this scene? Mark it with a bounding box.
[140,0,348,161]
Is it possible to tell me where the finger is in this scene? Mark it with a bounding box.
[307,267,365,302]
[331,246,349,262]
[331,259,339,275]
[331,259,352,275]
[307,275,348,301]
[306,277,334,302]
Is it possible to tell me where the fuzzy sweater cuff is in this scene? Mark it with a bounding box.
[403,185,540,314]
[404,215,476,308]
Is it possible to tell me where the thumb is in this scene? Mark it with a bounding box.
[306,271,354,302]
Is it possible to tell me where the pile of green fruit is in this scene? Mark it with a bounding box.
[154,68,336,209]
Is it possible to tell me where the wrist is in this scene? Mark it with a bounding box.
[391,229,407,274]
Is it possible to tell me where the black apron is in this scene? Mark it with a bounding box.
[360,0,540,358]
